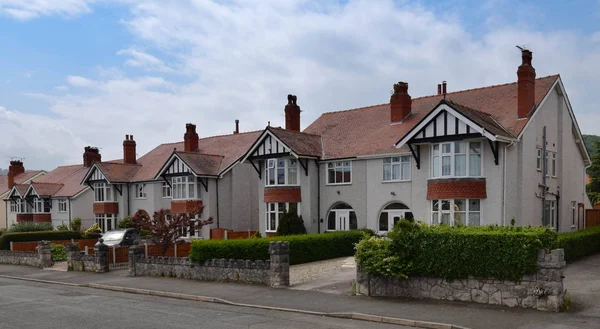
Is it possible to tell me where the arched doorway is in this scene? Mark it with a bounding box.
[327,202,358,231]
[378,202,413,232]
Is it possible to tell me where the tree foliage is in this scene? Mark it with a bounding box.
[587,140,600,205]
[275,208,307,236]
[132,206,213,256]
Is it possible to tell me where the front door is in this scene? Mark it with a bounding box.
[336,210,350,231]
[388,210,407,229]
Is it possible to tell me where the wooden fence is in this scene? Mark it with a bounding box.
[12,239,98,252]
[210,228,253,240]
[586,209,600,228]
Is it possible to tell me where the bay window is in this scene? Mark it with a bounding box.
[265,159,298,186]
[95,214,117,233]
[431,199,481,226]
[431,141,482,178]
[544,200,556,228]
[10,200,18,213]
[162,182,172,198]
[172,176,200,200]
[383,156,411,181]
[58,199,67,212]
[94,182,115,202]
[266,202,299,232]
[34,197,50,213]
[327,161,352,184]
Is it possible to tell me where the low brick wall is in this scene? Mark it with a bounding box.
[357,249,566,312]
[128,241,290,287]
[0,241,52,268]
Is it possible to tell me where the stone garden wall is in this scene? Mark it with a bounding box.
[357,249,566,312]
[0,241,52,268]
[66,240,109,273]
[128,241,290,287]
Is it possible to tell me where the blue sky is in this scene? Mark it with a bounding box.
[0,0,599,170]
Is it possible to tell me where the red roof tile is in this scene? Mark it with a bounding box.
[304,75,559,159]
[30,182,64,197]
[268,127,323,158]
[35,165,90,197]
[0,171,45,196]
[96,162,142,183]
[174,151,223,176]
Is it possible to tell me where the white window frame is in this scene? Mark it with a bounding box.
[430,141,483,178]
[378,203,413,233]
[571,201,577,228]
[95,214,117,233]
[265,158,299,187]
[93,182,115,202]
[10,200,18,213]
[551,152,557,178]
[33,197,50,214]
[383,156,411,182]
[162,182,172,198]
[544,200,556,229]
[171,176,201,200]
[536,148,542,171]
[265,202,300,232]
[58,199,67,213]
[15,199,28,213]
[135,183,147,199]
[327,161,352,185]
[431,199,481,226]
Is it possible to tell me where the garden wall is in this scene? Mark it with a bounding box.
[0,241,52,268]
[356,249,566,312]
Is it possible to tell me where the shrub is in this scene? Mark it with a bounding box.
[83,223,102,238]
[8,222,53,233]
[0,231,82,250]
[117,217,134,229]
[355,236,409,278]
[190,230,365,265]
[355,221,558,281]
[276,210,307,236]
[70,218,82,232]
[56,223,70,231]
[51,244,67,261]
[558,226,600,261]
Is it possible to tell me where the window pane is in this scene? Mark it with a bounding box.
[442,156,451,176]
[401,156,410,163]
[383,164,392,181]
[432,200,439,211]
[392,157,400,162]
[455,212,466,226]
[188,182,195,198]
[335,169,343,183]
[349,212,358,230]
[469,199,480,211]
[454,199,466,211]
[328,169,335,184]
[288,202,298,214]
[442,143,451,154]
[277,167,285,185]
[469,142,481,154]
[455,154,466,176]
[343,167,351,183]
[383,157,391,164]
[441,200,450,211]
[384,203,409,210]
[401,163,410,180]
[468,213,481,226]
[269,213,276,231]
[392,164,400,180]
[268,167,275,185]
[455,142,466,154]
[328,212,336,230]
[432,212,439,225]
[379,212,389,231]
[469,154,481,176]
[288,166,298,185]
[432,156,439,177]
[441,213,451,225]
[432,144,439,156]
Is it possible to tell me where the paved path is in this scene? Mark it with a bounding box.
[0,264,598,329]
[0,277,405,329]
[564,253,600,317]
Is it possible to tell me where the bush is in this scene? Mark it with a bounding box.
[70,218,82,232]
[117,217,134,229]
[51,244,67,261]
[56,223,70,231]
[8,222,53,233]
[0,231,82,250]
[83,223,102,239]
[558,226,600,261]
[190,230,365,265]
[276,210,307,236]
[356,221,558,281]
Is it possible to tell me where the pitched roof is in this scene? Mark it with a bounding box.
[29,182,64,197]
[0,171,45,196]
[443,100,514,139]
[34,165,90,198]
[10,184,29,198]
[267,127,323,158]
[304,75,559,159]
[174,151,223,176]
[96,162,142,183]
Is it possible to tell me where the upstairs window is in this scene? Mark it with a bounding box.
[162,182,172,198]
[135,184,147,199]
[536,148,542,171]
[383,156,411,182]
[34,197,50,213]
[431,141,482,178]
[551,152,557,177]
[265,159,299,186]
[172,176,200,200]
[327,161,352,184]
[58,199,67,212]
[10,200,18,213]
[94,182,115,202]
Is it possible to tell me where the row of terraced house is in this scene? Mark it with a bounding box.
[0,50,594,237]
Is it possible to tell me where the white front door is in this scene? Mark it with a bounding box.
[388,210,407,229]
[336,210,350,231]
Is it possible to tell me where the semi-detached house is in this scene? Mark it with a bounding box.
[0,162,46,229]
[81,124,261,237]
[242,49,592,235]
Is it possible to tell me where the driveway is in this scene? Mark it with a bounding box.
[564,253,600,317]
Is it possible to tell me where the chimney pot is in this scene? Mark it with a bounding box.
[284,95,301,131]
[123,134,137,164]
[517,49,536,118]
[184,123,199,152]
[442,81,447,95]
[235,119,240,134]
[437,84,442,95]
[390,81,412,123]
[83,146,102,167]
[7,160,25,189]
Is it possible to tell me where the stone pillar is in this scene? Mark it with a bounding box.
[536,249,566,312]
[94,238,109,273]
[128,244,144,276]
[268,241,290,287]
[37,241,53,268]
[65,243,80,271]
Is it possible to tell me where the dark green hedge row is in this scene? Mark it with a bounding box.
[0,231,82,250]
[190,230,369,265]
[558,226,600,261]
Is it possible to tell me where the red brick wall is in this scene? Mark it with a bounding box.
[427,179,487,200]
[171,199,203,214]
[93,202,119,214]
[16,214,33,222]
[33,214,52,223]
[264,187,302,203]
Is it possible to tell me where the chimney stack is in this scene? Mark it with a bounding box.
[442,81,447,95]
[184,123,199,152]
[284,95,301,132]
[123,134,137,164]
[7,160,25,189]
[83,146,101,167]
[517,49,536,118]
[437,84,442,95]
[390,82,412,123]
[234,120,240,134]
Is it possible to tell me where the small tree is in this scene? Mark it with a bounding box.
[131,206,213,256]
[276,209,307,236]
[587,141,600,205]
[70,218,82,232]
[117,216,134,229]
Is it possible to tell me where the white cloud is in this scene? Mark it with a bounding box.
[0,0,94,20]
[55,85,69,91]
[1,0,600,170]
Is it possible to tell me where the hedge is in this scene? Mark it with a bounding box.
[0,231,82,250]
[558,226,600,261]
[51,244,67,261]
[190,230,369,265]
[356,222,558,281]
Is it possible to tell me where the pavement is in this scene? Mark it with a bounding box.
[1,253,599,329]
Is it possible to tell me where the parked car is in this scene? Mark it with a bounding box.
[102,228,140,247]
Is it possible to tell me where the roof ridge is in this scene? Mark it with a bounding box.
[160,129,264,147]
[99,162,142,167]
[32,182,64,185]
[176,151,224,158]
[269,126,322,137]
[443,99,515,137]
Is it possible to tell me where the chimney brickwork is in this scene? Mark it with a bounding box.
[123,135,137,164]
[517,49,536,118]
[184,123,199,152]
[7,160,25,189]
[284,95,301,132]
[83,147,102,167]
[390,82,412,123]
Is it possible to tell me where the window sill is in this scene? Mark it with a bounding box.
[326,182,352,186]
[58,211,67,213]
[162,196,172,199]
[135,197,147,200]
[172,198,202,201]
[265,185,300,188]
[94,201,117,203]
[382,179,411,183]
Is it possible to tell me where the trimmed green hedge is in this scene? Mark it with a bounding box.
[356,222,558,281]
[0,231,82,250]
[51,244,67,261]
[558,226,600,261]
[190,230,368,265]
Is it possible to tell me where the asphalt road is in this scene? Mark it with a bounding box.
[0,277,408,329]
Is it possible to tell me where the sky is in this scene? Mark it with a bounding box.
[0,0,599,171]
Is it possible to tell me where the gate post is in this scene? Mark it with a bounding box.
[268,241,290,287]
[128,243,144,276]
[94,239,109,273]
[38,241,53,268]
